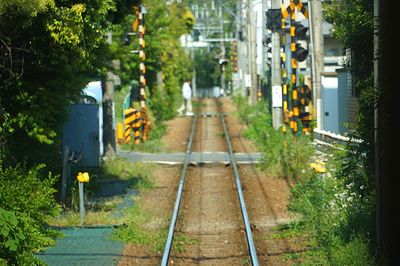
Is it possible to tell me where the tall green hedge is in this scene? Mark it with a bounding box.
[0,163,60,264]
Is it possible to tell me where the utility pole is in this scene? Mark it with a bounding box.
[309,0,324,130]
[102,30,117,158]
[379,0,397,262]
[377,0,398,262]
[247,0,258,105]
[373,0,382,254]
[271,0,282,129]
[102,67,116,158]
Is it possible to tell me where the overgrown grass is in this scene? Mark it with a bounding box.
[288,171,375,265]
[49,159,155,226]
[112,205,197,254]
[270,221,305,240]
[111,205,153,244]
[111,206,168,254]
[232,95,375,265]
[89,159,155,182]
[232,95,314,179]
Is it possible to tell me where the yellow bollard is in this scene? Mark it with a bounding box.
[116,122,124,144]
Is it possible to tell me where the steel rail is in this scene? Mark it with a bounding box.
[220,112,260,266]
[161,115,197,266]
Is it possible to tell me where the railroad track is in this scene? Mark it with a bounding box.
[161,98,259,265]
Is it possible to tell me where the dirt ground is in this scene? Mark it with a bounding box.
[119,97,305,265]
[118,165,181,265]
[219,97,258,153]
[163,117,193,152]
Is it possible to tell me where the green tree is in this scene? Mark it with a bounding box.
[1,0,120,166]
[0,0,141,263]
[324,0,375,214]
[111,0,193,121]
[293,0,377,261]
[194,48,217,89]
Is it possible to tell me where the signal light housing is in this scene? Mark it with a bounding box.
[295,24,309,40]
[294,44,308,62]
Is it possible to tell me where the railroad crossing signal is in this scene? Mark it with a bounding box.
[230,41,238,72]
[280,0,310,134]
[266,9,282,31]
[295,23,308,40]
[298,84,312,133]
[294,43,308,62]
[298,84,311,106]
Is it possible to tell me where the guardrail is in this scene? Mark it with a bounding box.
[313,128,363,146]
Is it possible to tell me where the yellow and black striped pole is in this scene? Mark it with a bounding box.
[137,3,150,142]
[281,2,289,133]
[294,0,308,18]
[133,110,141,144]
[294,0,310,134]
[282,0,309,135]
[289,1,299,134]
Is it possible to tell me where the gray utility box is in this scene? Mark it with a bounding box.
[322,70,349,134]
[62,103,100,167]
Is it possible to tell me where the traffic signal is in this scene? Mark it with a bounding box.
[294,43,308,62]
[266,9,282,31]
[298,84,312,133]
[299,111,311,133]
[295,24,308,39]
[262,37,272,66]
[266,46,272,66]
[230,42,238,72]
[298,84,311,106]
[262,37,271,47]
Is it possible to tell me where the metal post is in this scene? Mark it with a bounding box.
[79,182,85,226]
[220,14,226,96]
[61,145,69,204]
[373,0,381,251]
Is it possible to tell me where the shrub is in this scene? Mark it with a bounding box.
[233,95,314,179]
[0,163,60,264]
[289,171,375,264]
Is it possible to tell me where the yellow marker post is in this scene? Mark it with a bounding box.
[77,172,90,226]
